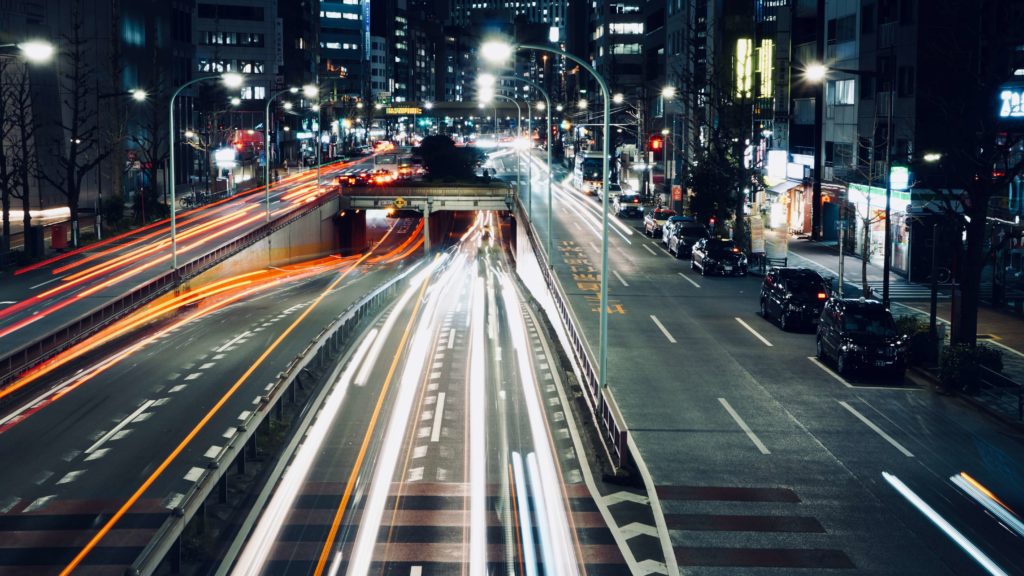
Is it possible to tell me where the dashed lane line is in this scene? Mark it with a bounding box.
[613,270,630,287]
[430,392,446,442]
[642,244,658,256]
[735,317,773,347]
[718,398,771,455]
[677,272,700,289]
[85,399,155,454]
[650,315,677,344]
[839,400,915,457]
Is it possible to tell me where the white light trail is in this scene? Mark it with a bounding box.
[469,275,488,575]
[883,471,1008,576]
[511,452,538,576]
[951,472,1024,539]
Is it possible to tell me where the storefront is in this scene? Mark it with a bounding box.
[847,183,912,274]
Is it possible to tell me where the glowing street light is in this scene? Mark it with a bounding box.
[14,40,55,63]
[661,85,677,99]
[130,88,148,102]
[168,72,245,275]
[803,63,828,83]
[612,93,624,104]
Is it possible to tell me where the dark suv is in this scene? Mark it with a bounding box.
[816,298,906,378]
[760,268,830,331]
[691,238,748,276]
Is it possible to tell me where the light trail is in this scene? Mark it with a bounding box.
[951,472,1024,539]
[883,471,1008,576]
[468,274,488,575]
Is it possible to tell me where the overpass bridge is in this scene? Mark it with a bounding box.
[339,182,515,252]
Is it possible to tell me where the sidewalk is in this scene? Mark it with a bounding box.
[765,228,1024,423]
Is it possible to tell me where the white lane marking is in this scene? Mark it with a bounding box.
[223,427,238,439]
[613,270,630,287]
[56,470,86,485]
[650,315,677,344]
[84,449,109,462]
[168,384,186,393]
[447,329,456,349]
[164,493,185,510]
[184,467,206,482]
[718,398,771,455]
[410,567,423,576]
[238,410,251,420]
[735,317,773,347]
[642,244,657,256]
[677,272,700,289]
[217,331,251,352]
[23,495,55,513]
[839,401,914,457]
[0,497,20,513]
[809,357,854,388]
[199,362,215,370]
[29,277,62,290]
[0,301,16,305]
[86,400,155,454]
[430,392,447,442]
[185,373,202,381]
[205,445,223,459]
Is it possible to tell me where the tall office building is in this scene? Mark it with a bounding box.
[320,0,367,98]
[194,1,280,102]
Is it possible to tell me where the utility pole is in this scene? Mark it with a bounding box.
[811,0,825,240]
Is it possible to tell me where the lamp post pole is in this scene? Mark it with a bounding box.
[169,75,240,274]
[493,94,522,196]
[881,62,896,309]
[497,75,553,263]
[265,88,297,222]
[516,43,612,390]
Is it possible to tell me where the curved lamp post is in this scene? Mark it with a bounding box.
[482,40,613,390]
[264,86,301,222]
[490,93,523,193]
[482,73,553,264]
[169,72,244,273]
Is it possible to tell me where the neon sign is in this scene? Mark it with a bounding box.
[999,89,1024,118]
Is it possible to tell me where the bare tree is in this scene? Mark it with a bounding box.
[40,0,111,247]
[0,60,13,255]
[7,64,38,253]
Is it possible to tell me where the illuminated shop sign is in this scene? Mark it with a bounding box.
[999,89,1024,118]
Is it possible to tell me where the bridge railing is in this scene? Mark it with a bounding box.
[129,260,421,575]
[0,191,339,400]
[514,198,632,471]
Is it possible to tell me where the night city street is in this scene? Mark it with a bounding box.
[2,1,1024,575]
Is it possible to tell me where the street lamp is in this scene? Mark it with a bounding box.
[482,38,614,390]
[264,86,302,222]
[169,72,244,273]
[805,62,895,307]
[131,88,148,102]
[0,40,55,63]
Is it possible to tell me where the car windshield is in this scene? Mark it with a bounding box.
[654,210,676,219]
[843,311,897,337]
[707,239,738,254]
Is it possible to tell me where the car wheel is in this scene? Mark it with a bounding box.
[760,299,769,320]
[780,312,790,332]
[837,352,849,375]
[816,338,825,359]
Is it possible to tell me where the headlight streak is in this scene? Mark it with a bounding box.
[951,472,1024,539]
[345,256,460,576]
[497,271,582,576]
[527,154,635,240]
[469,274,488,575]
[882,471,1008,576]
[231,327,380,576]
[511,452,539,576]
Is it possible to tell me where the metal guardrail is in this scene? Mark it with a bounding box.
[0,191,339,398]
[128,260,421,575]
[514,198,632,471]
[979,366,1024,420]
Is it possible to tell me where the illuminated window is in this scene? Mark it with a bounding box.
[609,22,643,34]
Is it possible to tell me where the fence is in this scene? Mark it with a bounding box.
[979,366,1024,421]
[0,192,338,400]
[129,260,420,575]
[515,199,632,471]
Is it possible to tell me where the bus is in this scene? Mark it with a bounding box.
[573,151,604,195]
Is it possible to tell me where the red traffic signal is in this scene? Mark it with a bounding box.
[649,136,663,151]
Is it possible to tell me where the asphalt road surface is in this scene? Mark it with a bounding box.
[495,148,1024,576]
[0,215,421,575]
[226,212,627,575]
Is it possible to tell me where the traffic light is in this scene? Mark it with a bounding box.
[648,135,664,161]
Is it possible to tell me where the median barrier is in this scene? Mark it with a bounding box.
[128,259,422,575]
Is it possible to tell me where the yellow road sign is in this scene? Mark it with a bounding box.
[393,197,407,208]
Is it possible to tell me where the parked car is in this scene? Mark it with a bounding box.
[667,222,710,258]
[644,208,677,237]
[760,268,830,331]
[816,298,906,378]
[691,238,748,276]
[661,215,699,245]
[613,193,643,218]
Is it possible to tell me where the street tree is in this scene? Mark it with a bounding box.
[40,0,111,247]
[414,135,485,181]
[129,43,169,223]
[7,64,38,254]
[921,0,1024,346]
[0,60,13,255]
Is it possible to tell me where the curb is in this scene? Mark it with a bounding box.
[910,366,1024,433]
